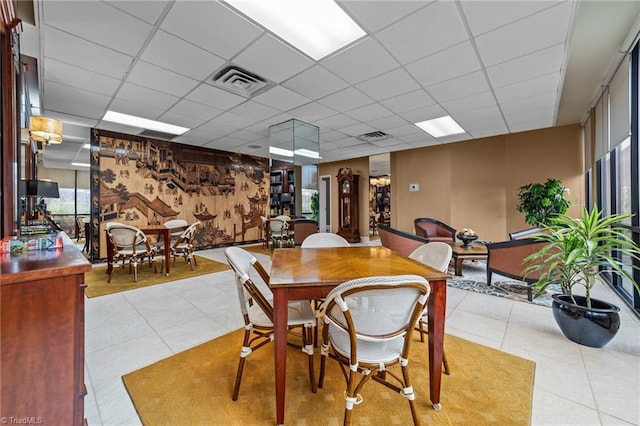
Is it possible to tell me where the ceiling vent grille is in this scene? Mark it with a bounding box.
[210,64,274,98]
[356,131,391,143]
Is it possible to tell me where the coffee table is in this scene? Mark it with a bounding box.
[448,242,488,276]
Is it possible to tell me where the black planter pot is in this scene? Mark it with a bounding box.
[551,294,621,348]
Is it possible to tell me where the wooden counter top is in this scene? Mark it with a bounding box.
[0,245,92,285]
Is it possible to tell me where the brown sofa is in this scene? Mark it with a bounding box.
[414,218,456,243]
[485,237,547,301]
[378,224,429,257]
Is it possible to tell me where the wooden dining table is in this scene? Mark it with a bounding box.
[269,246,451,425]
[105,224,187,276]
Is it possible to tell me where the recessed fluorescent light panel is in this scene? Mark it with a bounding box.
[269,146,294,157]
[294,149,321,159]
[415,116,466,138]
[82,143,91,149]
[103,111,190,135]
[224,0,366,60]
[71,162,90,167]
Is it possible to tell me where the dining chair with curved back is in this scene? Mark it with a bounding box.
[300,233,350,248]
[318,275,430,425]
[170,221,200,270]
[224,247,317,400]
[408,242,453,375]
[105,223,156,283]
[269,218,292,249]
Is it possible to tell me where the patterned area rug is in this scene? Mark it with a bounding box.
[449,260,559,307]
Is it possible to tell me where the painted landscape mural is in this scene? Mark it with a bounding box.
[89,129,269,261]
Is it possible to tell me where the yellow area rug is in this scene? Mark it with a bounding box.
[123,329,534,425]
[84,255,230,298]
[242,244,273,257]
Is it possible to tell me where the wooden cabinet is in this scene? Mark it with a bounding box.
[337,167,360,243]
[270,167,295,216]
[1,246,91,425]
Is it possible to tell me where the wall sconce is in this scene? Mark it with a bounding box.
[29,116,62,145]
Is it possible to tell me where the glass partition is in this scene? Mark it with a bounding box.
[269,119,319,218]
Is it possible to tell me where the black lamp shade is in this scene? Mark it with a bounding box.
[21,180,60,198]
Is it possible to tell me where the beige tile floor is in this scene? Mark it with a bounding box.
[84,244,640,425]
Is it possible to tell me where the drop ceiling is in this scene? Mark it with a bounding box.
[17,0,640,170]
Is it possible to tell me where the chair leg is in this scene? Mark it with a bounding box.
[343,370,359,425]
[443,350,451,375]
[232,328,252,401]
[318,326,329,389]
[303,325,317,394]
[400,364,420,425]
[132,259,138,282]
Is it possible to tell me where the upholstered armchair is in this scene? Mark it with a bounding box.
[377,224,429,257]
[413,218,456,243]
[293,219,319,246]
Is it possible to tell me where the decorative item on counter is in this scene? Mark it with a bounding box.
[456,228,478,249]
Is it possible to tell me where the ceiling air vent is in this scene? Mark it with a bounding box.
[356,131,391,143]
[210,64,274,98]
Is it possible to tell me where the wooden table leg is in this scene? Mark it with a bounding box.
[428,279,446,410]
[454,257,463,276]
[273,288,288,425]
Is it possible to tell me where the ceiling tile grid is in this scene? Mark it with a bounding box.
[25,0,626,170]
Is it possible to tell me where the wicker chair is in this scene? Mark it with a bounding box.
[170,221,200,270]
[301,232,350,248]
[318,275,430,425]
[413,218,456,243]
[269,218,293,249]
[409,242,453,374]
[106,223,156,282]
[224,247,317,400]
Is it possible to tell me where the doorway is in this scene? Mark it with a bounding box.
[318,175,331,232]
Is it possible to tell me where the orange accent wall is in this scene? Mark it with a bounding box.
[321,124,583,242]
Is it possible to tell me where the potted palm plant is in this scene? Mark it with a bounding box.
[524,206,640,347]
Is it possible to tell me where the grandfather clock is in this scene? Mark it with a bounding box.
[337,167,360,243]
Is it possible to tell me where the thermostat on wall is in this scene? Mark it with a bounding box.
[409,183,419,192]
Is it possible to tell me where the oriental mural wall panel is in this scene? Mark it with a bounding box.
[89,129,269,261]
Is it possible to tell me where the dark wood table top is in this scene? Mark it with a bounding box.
[448,242,488,255]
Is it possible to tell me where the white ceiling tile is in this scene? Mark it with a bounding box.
[320,129,350,143]
[475,2,572,67]
[387,124,428,138]
[44,80,111,110]
[210,111,257,129]
[116,83,180,111]
[340,123,377,137]
[468,126,510,139]
[376,1,468,64]
[345,103,393,122]
[406,42,481,87]
[141,30,226,81]
[127,61,199,98]
[315,114,360,131]
[44,58,121,97]
[95,121,144,136]
[43,1,152,56]
[365,114,410,130]
[494,72,561,104]
[505,108,554,126]
[486,44,565,89]
[288,102,337,123]
[399,104,447,123]
[42,111,98,129]
[319,87,374,112]
[500,92,557,116]
[339,0,428,33]
[454,105,506,130]
[427,71,490,103]
[282,65,349,100]
[229,101,280,121]
[161,1,263,59]
[43,26,133,79]
[356,68,421,101]
[109,98,166,122]
[509,119,553,133]
[186,84,246,110]
[252,86,311,111]
[163,99,223,123]
[322,38,399,85]
[440,92,497,114]
[399,131,439,144]
[105,1,171,25]
[233,34,314,83]
[157,110,210,130]
[379,90,436,114]
[460,1,564,36]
